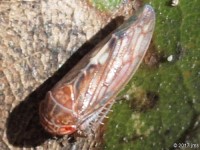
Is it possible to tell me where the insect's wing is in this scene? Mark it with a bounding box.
[103,4,156,96]
[78,5,156,117]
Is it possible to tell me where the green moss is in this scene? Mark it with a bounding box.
[104,1,200,149]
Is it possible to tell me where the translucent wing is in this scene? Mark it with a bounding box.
[73,5,155,117]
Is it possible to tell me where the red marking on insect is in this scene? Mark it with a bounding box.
[39,5,155,136]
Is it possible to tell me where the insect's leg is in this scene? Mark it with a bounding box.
[78,98,116,136]
[91,98,115,132]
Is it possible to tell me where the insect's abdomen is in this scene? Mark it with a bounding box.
[39,5,155,135]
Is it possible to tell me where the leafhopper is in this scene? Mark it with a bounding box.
[39,5,155,136]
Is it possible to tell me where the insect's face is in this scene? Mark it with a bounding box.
[40,115,77,135]
[39,89,78,135]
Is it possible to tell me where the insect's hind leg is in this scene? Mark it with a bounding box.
[91,98,116,133]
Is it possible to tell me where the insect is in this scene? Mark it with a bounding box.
[39,5,155,136]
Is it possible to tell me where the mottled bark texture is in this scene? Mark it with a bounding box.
[0,0,135,149]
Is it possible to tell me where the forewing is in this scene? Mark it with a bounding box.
[50,4,155,126]
[78,5,156,118]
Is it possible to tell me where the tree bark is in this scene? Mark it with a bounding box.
[0,0,136,149]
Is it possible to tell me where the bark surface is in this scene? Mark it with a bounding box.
[0,0,135,149]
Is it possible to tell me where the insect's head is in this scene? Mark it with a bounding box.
[39,88,78,135]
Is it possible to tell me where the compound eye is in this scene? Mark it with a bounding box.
[58,125,77,135]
